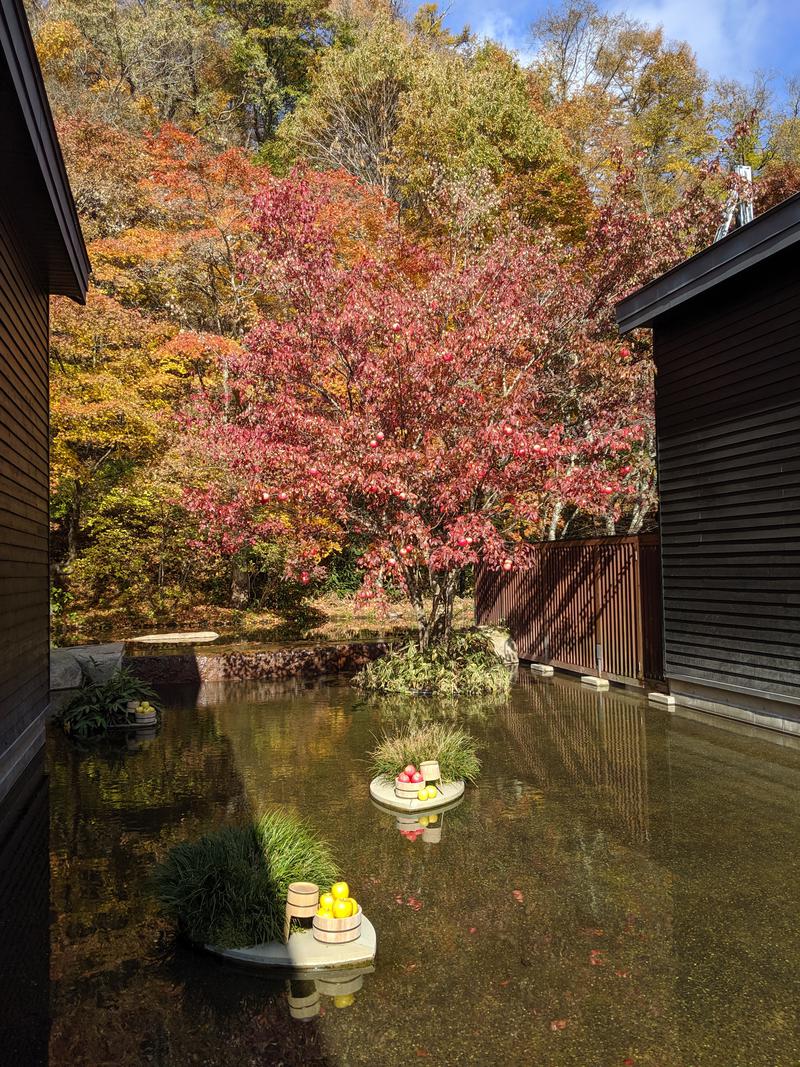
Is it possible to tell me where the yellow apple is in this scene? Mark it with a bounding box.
[333,898,353,919]
[320,892,335,910]
[417,788,428,801]
[333,994,355,1008]
[331,881,349,900]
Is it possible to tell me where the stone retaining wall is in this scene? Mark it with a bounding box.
[124,641,390,686]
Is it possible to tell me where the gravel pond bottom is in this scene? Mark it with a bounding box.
[35,673,800,1066]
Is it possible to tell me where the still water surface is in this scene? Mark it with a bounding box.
[46,674,800,1066]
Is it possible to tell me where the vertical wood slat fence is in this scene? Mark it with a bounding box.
[475,534,664,685]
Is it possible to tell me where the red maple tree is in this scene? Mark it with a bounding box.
[185,171,655,647]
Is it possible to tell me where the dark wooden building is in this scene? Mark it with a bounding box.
[617,192,800,731]
[0,0,89,802]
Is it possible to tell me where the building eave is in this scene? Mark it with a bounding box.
[0,0,89,302]
[615,190,800,335]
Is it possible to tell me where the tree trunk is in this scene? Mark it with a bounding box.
[415,570,459,652]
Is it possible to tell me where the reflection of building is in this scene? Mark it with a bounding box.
[501,675,650,843]
[0,750,49,1062]
[0,0,89,801]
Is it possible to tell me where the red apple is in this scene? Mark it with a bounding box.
[411,771,423,783]
[502,559,512,571]
[457,537,468,547]
[397,772,410,783]
[404,764,416,776]
[376,431,385,441]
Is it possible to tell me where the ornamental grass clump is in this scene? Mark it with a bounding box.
[353,631,511,696]
[152,811,339,949]
[369,723,481,783]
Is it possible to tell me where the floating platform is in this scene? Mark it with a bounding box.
[205,916,376,973]
[369,776,465,813]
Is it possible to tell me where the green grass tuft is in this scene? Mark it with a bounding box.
[369,722,481,783]
[152,810,340,948]
[353,630,511,696]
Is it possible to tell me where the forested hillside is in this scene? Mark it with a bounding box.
[28,0,800,640]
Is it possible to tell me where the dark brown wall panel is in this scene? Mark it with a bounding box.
[0,204,49,757]
[655,245,800,703]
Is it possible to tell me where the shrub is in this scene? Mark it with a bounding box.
[353,630,511,696]
[369,723,481,783]
[152,811,340,948]
[57,665,158,739]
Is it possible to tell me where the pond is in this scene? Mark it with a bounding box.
[37,674,800,1065]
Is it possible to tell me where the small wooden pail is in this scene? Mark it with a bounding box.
[286,882,320,918]
[313,906,362,944]
[420,760,440,784]
[287,990,321,1021]
[394,778,421,800]
[316,972,364,997]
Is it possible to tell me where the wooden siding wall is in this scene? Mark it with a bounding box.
[655,245,800,704]
[0,205,50,760]
[475,535,663,685]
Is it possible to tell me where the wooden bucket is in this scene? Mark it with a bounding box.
[420,760,440,783]
[422,825,442,843]
[287,990,321,1021]
[394,778,421,800]
[135,711,157,725]
[313,906,362,944]
[316,972,364,997]
[286,882,320,918]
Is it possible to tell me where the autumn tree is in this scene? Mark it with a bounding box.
[185,172,643,648]
[531,0,714,214]
[279,11,590,238]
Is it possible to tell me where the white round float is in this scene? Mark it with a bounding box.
[205,916,377,972]
[369,775,465,813]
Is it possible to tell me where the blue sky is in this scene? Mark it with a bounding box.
[417,0,800,85]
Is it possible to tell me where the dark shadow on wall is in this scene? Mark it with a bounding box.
[0,747,49,1066]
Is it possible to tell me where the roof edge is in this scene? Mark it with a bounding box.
[0,0,89,302]
[615,190,800,334]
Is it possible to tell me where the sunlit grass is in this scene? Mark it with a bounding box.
[369,723,481,783]
[152,810,339,948]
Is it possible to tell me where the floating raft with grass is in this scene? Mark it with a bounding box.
[369,775,465,813]
[205,918,377,972]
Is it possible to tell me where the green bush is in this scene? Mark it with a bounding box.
[57,666,158,739]
[353,630,511,696]
[152,811,340,948]
[369,723,481,783]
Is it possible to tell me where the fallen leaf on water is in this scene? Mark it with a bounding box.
[589,949,606,966]
[468,926,477,934]
[512,889,524,903]
[549,1019,568,1032]
[623,1059,635,1066]
[415,1049,430,1058]
[615,969,631,978]
[499,979,511,987]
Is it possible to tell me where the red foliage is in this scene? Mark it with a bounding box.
[185,171,668,639]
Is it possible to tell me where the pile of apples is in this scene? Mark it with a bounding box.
[396,763,439,802]
[316,881,359,920]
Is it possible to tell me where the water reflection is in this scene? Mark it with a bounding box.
[504,673,650,842]
[287,966,374,1021]
[0,749,49,1066]
[46,677,800,1066]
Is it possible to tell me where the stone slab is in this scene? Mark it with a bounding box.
[580,675,610,690]
[369,776,465,813]
[648,691,676,707]
[206,916,376,973]
[529,663,554,676]
[129,631,220,644]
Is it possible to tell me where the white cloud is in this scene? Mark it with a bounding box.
[609,0,771,79]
